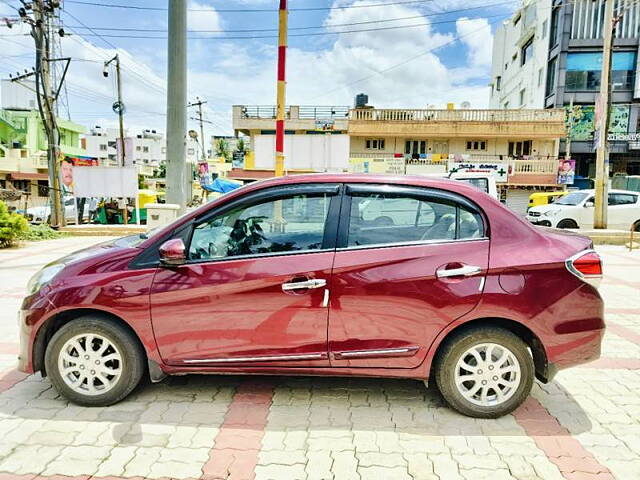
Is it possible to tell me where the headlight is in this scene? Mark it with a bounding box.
[26,264,65,295]
[543,209,560,217]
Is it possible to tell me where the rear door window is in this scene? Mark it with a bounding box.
[347,191,483,248]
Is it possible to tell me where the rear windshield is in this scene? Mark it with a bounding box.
[555,191,589,206]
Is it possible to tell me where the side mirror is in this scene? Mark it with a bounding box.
[584,201,594,208]
[159,238,186,266]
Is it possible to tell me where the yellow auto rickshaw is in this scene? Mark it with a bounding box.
[528,191,568,210]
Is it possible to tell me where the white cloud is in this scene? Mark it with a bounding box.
[188,1,223,34]
[456,17,493,68]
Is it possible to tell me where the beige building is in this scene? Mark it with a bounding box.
[232,104,567,212]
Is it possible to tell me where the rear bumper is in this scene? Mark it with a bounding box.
[544,327,604,381]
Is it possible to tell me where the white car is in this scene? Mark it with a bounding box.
[27,197,88,224]
[527,189,640,230]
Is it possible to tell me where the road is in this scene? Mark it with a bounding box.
[0,237,639,480]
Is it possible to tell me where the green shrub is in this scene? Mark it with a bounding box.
[18,223,68,242]
[0,200,29,248]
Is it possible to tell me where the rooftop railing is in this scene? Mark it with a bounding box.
[349,108,565,123]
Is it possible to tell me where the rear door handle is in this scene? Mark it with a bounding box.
[436,265,482,278]
[282,278,327,291]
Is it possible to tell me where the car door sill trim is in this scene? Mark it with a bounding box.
[332,346,419,360]
[181,352,328,364]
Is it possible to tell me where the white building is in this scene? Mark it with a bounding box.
[83,126,199,176]
[489,0,552,110]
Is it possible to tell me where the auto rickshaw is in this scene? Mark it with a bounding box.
[528,191,568,210]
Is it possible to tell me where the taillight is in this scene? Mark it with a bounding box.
[566,250,602,287]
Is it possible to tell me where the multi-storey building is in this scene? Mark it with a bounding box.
[232,103,567,213]
[0,109,86,208]
[83,126,200,177]
[489,0,640,177]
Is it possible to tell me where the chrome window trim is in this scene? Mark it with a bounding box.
[185,247,334,266]
[335,236,489,253]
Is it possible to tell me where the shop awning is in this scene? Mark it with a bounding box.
[8,172,49,181]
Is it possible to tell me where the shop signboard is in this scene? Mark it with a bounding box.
[447,160,508,183]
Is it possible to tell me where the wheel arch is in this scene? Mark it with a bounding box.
[427,317,551,384]
[33,308,148,378]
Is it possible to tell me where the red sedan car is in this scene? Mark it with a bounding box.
[18,174,604,418]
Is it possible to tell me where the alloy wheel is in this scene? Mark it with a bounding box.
[454,342,521,407]
[57,333,123,396]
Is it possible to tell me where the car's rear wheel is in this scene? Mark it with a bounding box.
[434,327,534,418]
[45,317,145,406]
[557,219,578,229]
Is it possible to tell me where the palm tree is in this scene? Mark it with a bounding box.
[214,138,231,162]
[236,137,246,153]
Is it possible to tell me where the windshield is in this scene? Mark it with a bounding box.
[555,191,589,206]
[457,178,489,193]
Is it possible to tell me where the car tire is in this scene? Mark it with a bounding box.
[45,316,145,407]
[434,327,534,418]
[633,220,640,232]
[556,219,578,229]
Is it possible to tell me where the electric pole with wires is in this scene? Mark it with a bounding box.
[104,54,126,167]
[188,97,208,163]
[18,0,66,227]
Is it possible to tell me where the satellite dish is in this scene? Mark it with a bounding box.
[461,101,471,109]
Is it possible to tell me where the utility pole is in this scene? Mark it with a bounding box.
[275,0,287,177]
[104,54,126,167]
[30,0,64,227]
[594,0,615,229]
[166,0,188,212]
[188,98,208,163]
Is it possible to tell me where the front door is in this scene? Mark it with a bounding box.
[328,184,489,368]
[150,185,340,367]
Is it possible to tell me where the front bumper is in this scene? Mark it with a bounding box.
[17,309,34,374]
[526,215,552,227]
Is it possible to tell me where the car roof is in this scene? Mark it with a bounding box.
[568,189,639,195]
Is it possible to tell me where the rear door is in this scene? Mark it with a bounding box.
[328,184,489,368]
[608,193,639,229]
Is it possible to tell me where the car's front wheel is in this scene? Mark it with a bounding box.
[434,327,534,418]
[45,317,145,406]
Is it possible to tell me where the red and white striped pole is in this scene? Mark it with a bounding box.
[275,0,287,177]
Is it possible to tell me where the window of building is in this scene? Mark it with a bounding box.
[521,37,534,66]
[404,140,427,156]
[11,180,29,192]
[542,19,548,38]
[189,193,330,260]
[513,13,521,26]
[549,6,560,48]
[504,101,510,109]
[37,180,48,197]
[546,56,557,96]
[538,68,544,86]
[136,146,141,151]
[99,144,107,151]
[512,52,518,63]
[347,192,483,247]
[508,140,533,157]
[519,89,526,106]
[465,140,487,151]
[143,146,149,153]
[107,141,116,148]
[565,52,636,91]
[365,139,385,150]
[496,76,501,91]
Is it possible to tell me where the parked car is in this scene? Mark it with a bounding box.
[19,174,604,418]
[26,196,89,224]
[527,189,640,230]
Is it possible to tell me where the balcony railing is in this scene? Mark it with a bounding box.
[239,105,350,120]
[349,108,565,123]
[512,159,558,175]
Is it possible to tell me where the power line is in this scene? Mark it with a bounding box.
[61,1,514,34]
[61,14,508,41]
[63,0,436,13]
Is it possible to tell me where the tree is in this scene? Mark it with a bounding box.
[214,138,231,162]
[0,200,28,248]
[236,137,246,153]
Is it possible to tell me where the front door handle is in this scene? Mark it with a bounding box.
[436,265,482,278]
[282,278,327,291]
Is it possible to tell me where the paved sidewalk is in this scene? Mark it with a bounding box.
[0,238,639,480]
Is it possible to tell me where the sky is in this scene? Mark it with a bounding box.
[0,0,516,139]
